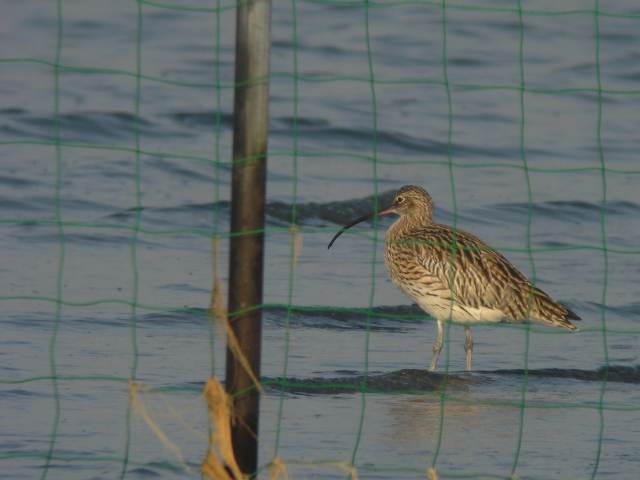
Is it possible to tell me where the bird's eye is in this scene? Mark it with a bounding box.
[396,196,405,204]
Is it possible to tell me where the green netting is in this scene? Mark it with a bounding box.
[1,0,639,479]
[42,2,64,478]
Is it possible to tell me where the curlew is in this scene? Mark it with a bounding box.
[328,185,579,371]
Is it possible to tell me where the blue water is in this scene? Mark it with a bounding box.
[2,0,640,478]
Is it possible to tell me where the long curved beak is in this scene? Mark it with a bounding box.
[327,204,396,249]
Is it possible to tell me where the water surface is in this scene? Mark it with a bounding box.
[2,0,640,479]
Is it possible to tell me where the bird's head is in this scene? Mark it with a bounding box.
[386,185,433,219]
[328,185,433,249]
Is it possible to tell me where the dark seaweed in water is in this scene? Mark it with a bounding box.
[102,192,640,235]
[485,365,640,384]
[267,189,396,225]
[264,365,640,395]
[265,369,474,394]
[100,191,397,229]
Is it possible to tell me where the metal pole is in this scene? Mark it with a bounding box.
[225,0,271,476]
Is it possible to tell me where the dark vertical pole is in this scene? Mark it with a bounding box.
[225,0,271,477]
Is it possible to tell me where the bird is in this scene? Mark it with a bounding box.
[328,185,580,371]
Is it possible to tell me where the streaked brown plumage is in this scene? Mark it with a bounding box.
[328,185,580,371]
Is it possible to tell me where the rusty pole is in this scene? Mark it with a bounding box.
[225,0,271,476]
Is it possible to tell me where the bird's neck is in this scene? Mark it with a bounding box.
[386,214,431,240]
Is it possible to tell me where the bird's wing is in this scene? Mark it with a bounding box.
[408,226,530,312]
[398,225,578,327]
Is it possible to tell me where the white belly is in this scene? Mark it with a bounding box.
[415,295,505,325]
[383,236,505,325]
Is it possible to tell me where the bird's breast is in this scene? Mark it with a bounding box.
[383,232,506,324]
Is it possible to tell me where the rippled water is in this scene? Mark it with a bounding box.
[2,0,640,479]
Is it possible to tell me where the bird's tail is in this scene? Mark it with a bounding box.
[528,287,580,331]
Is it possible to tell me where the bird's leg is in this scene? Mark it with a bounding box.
[464,327,473,372]
[429,320,444,371]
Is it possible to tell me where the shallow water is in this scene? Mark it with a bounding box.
[2,0,640,479]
